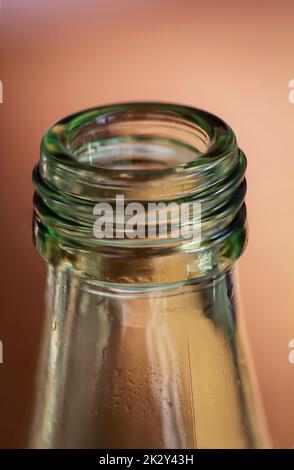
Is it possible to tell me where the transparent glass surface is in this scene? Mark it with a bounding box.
[30,103,269,449]
[30,265,256,449]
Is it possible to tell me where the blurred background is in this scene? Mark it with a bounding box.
[0,0,293,448]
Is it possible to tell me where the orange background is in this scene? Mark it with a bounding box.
[0,0,293,447]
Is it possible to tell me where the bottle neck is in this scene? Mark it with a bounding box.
[33,102,247,284]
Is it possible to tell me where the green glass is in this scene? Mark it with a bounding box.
[30,103,269,448]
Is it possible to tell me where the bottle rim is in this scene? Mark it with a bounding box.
[41,101,237,173]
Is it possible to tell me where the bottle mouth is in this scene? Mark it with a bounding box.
[35,102,241,197]
[33,102,247,280]
[65,106,211,170]
[41,102,232,168]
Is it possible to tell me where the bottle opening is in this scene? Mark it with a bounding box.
[65,109,211,170]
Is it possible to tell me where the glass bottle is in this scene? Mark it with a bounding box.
[30,103,269,449]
